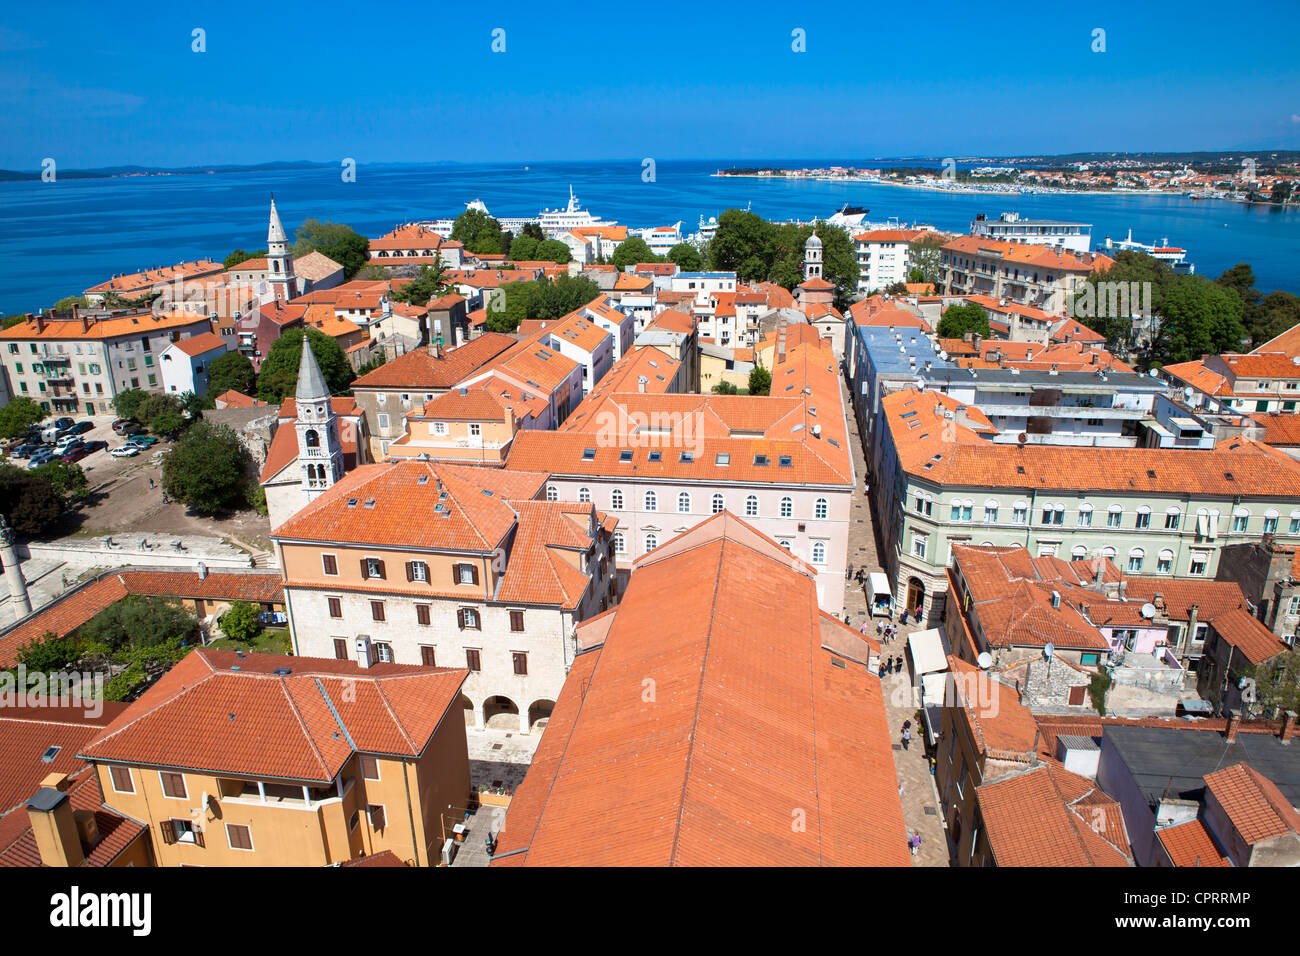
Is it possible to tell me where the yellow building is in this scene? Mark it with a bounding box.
[80,649,470,867]
[386,387,517,464]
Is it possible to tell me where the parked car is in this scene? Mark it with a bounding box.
[125,435,159,448]
[54,434,83,451]
[11,443,41,459]
[67,421,94,436]
[109,445,140,458]
[27,450,58,469]
[82,440,108,454]
[51,417,75,432]
[111,419,134,434]
[60,446,90,463]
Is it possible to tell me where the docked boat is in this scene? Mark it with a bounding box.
[1102,229,1195,274]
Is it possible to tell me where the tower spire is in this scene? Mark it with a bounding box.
[266,195,295,301]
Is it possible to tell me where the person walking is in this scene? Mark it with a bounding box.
[909,832,922,857]
[915,603,923,623]
[902,726,911,750]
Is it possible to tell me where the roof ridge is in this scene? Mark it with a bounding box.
[280,676,336,781]
[81,651,218,753]
[366,677,420,754]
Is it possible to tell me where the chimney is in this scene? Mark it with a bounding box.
[196,561,208,581]
[25,773,85,867]
[35,314,45,334]
[1282,710,1297,744]
[1225,709,1241,743]
[1118,580,1127,602]
[637,375,647,393]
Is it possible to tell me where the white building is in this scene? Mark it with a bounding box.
[969,213,1092,254]
[159,331,227,397]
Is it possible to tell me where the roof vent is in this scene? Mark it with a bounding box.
[272,667,292,676]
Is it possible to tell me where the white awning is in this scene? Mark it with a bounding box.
[908,628,949,676]
[1234,506,1250,517]
[921,672,950,708]
[1137,505,1152,514]
[1108,504,1123,513]
[1166,506,1181,515]
[1196,512,1208,536]
[984,498,999,508]
[1078,502,1093,513]
[868,572,891,600]
[1265,508,1280,518]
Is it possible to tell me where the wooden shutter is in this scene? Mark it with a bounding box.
[328,597,342,618]
[456,608,466,629]
[405,561,414,582]
[510,610,524,632]
[193,826,205,849]
[469,563,479,585]
[452,563,462,585]
[374,560,385,580]
[160,820,177,845]
[360,558,370,580]
[420,646,436,667]
[416,604,430,626]
[333,638,348,660]
[1068,685,1087,706]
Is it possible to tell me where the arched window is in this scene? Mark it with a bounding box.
[745,495,758,517]
[712,493,725,514]
[644,532,658,552]
[546,484,558,502]
[644,490,657,512]
[304,429,320,448]
[815,497,828,520]
[1127,548,1145,572]
[578,487,590,503]
[811,541,827,565]
[612,531,625,553]
[678,492,691,513]
[780,497,793,518]
[611,488,623,510]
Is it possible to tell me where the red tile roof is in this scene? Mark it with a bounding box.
[168,331,227,358]
[1204,762,1300,845]
[0,771,146,867]
[81,650,468,784]
[1156,820,1231,867]
[351,334,516,391]
[493,512,909,866]
[1210,608,1289,664]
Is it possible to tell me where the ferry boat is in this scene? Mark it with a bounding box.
[420,187,614,238]
[1102,229,1195,274]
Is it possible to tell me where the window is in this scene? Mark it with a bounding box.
[433,421,446,435]
[1189,553,1208,575]
[546,484,558,502]
[512,652,528,676]
[679,492,692,513]
[362,557,386,580]
[160,772,187,799]
[377,413,389,429]
[815,498,829,520]
[226,824,254,851]
[1232,513,1249,533]
[455,563,478,585]
[375,642,393,663]
[510,610,525,632]
[1157,550,1174,573]
[407,560,429,583]
[578,487,591,503]
[109,765,134,794]
[458,608,480,630]
[466,649,481,671]
[1135,510,1151,529]
[161,819,202,847]
[1127,549,1144,573]
[644,533,658,552]
[1077,507,1092,528]
[328,597,342,618]
[712,493,725,514]
[644,490,657,511]
[613,530,626,553]
[420,645,437,667]
[952,503,963,522]
[469,423,481,437]
[1289,596,1300,617]
[1164,509,1180,530]
[984,505,998,524]
[360,756,380,780]
[1264,516,1279,535]
[912,534,928,560]
[780,497,793,518]
[1292,517,1300,534]
[322,554,338,576]
[1107,507,1123,528]
[333,638,349,659]
[416,604,431,626]
[745,495,758,517]
[611,489,624,510]
[369,805,387,828]
[1012,504,1027,524]
[349,810,360,832]
[370,600,386,622]
[812,542,827,565]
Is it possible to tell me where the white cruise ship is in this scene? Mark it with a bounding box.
[418,188,614,239]
[1102,229,1195,274]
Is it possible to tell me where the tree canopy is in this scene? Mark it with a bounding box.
[161,421,255,516]
[0,464,66,536]
[204,351,256,399]
[391,261,450,307]
[484,275,601,333]
[292,219,370,281]
[256,328,354,402]
[450,209,508,255]
[0,397,46,438]
[611,238,655,271]
[1155,275,1247,364]
[223,248,267,270]
[937,303,991,339]
[706,211,859,309]
[747,366,771,396]
[667,242,703,272]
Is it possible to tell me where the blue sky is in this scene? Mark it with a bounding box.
[2,0,1298,169]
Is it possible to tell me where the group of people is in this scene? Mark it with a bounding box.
[877,655,905,678]
[872,618,900,643]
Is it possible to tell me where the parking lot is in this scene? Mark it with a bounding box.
[4,413,163,483]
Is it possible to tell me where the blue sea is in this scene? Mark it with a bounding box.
[1,159,1298,314]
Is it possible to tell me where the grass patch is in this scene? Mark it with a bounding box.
[207,627,291,655]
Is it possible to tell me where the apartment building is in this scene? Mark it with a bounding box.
[386,387,518,464]
[0,309,217,415]
[350,333,517,458]
[941,236,1112,314]
[79,649,470,867]
[367,223,464,269]
[516,313,614,395]
[270,460,617,734]
[159,331,227,396]
[1164,352,1300,415]
[507,340,855,612]
[83,259,222,305]
[853,228,922,293]
[968,213,1092,254]
[876,388,1300,625]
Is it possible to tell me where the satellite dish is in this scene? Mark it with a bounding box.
[1149,369,1160,378]
[1140,602,1157,620]
[1017,433,1028,445]
[1043,642,1055,659]
[977,651,993,669]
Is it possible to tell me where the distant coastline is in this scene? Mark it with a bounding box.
[0,160,335,183]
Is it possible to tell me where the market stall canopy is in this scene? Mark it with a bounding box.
[908,628,948,676]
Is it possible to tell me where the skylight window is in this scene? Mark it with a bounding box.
[41,746,61,763]
[680,452,694,463]
[778,455,792,467]
[648,451,661,462]
[347,498,358,508]
[619,450,633,462]
[582,448,596,460]
[716,453,730,466]
[754,454,769,466]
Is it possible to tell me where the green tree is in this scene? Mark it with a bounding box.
[509,235,539,262]
[52,295,89,311]
[1250,291,1300,347]
[711,380,739,395]
[611,237,656,271]
[1247,648,1300,717]
[1155,275,1247,364]
[204,352,256,399]
[748,366,772,396]
[391,261,449,307]
[708,208,776,282]
[219,601,263,643]
[534,239,572,264]
[0,397,46,438]
[78,595,200,655]
[32,460,88,502]
[449,208,506,256]
[14,632,79,673]
[937,303,991,339]
[150,410,186,438]
[223,248,267,270]
[292,219,370,281]
[111,388,149,421]
[909,235,946,287]
[0,465,64,536]
[1074,250,1177,352]
[180,391,214,418]
[161,421,254,515]
[134,392,184,428]
[521,222,545,242]
[667,243,703,272]
[256,328,354,402]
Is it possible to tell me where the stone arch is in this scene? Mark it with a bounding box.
[528,699,555,731]
[483,695,520,730]
[459,693,476,726]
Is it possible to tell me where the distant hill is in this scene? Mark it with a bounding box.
[0,160,335,182]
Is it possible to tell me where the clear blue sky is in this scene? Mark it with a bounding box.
[2,0,1298,169]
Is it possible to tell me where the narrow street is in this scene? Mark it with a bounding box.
[840,375,951,866]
